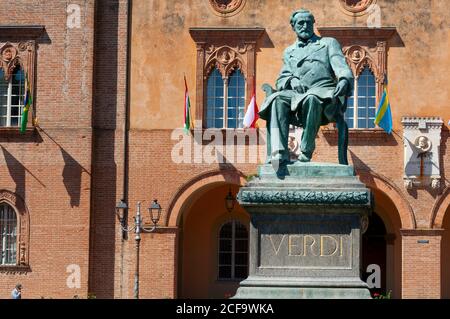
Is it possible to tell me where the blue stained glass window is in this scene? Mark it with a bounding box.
[228,107,236,118]
[227,69,245,128]
[357,67,376,128]
[206,68,246,129]
[0,66,25,127]
[206,69,224,128]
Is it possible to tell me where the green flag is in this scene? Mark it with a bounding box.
[20,73,32,134]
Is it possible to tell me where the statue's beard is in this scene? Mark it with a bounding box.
[297,30,314,41]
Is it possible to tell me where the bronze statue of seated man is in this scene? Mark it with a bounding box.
[259,9,354,166]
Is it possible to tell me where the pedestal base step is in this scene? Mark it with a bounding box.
[233,286,372,299]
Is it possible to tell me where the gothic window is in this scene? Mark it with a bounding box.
[0,190,30,270]
[206,68,245,129]
[317,27,397,131]
[0,26,43,133]
[0,203,17,265]
[345,66,377,129]
[189,28,264,128]
[0,66,26,127]
[218,220,248,280]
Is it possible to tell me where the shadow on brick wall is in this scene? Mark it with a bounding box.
[1,146,25,198]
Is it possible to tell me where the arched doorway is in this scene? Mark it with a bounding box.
[178,183,250,298]
[362,187,402,298]
[362,211,387,297]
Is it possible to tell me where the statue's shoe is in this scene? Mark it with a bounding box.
[270,153,290,171]
[299,153,311,162]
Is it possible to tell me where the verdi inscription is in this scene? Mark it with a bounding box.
[260,230,352,269]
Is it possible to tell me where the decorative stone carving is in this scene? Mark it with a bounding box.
[19,242,27,265]
[401,117,443,190]
[343,44,384,91]
[338,0,377,15]
[0,43,21,81]
[239,189,370,205]
[205,45,246,78]
[0,41,35,82]
[209,0,246,16]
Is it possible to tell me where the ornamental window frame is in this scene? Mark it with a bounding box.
[0,26,44,132]
[189,27,264,129]
[318,27,397,130]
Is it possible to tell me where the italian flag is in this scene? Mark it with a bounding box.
[184,75,192,133]
[243,85,259,129]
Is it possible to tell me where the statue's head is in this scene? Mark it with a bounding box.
[290,9,315,41]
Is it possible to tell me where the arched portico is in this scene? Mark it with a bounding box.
[167,170,247,227]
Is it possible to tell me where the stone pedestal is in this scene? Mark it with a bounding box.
[234,162,372,299]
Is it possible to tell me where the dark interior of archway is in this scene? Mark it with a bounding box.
[362,211,387,297]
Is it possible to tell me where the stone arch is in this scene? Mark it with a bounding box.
[430,186,450,228]
[167,170,247,227]
[357,171,416,229]
[0,189,30,266]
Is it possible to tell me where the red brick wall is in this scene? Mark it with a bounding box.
[0,0,95,298]
[401,230,442,299]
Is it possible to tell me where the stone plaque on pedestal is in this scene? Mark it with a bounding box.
[234,162,372,299]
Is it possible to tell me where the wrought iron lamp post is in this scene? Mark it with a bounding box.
[115,199,162,299]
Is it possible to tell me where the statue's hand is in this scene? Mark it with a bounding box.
[333,79,349,98]
[290,77,301,90]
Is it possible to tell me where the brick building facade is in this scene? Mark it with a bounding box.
[1,0,449,299]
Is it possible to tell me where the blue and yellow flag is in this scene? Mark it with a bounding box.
[374,79,392,134]
[20,73,32,134]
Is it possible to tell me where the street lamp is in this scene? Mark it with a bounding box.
[116,199,161,299]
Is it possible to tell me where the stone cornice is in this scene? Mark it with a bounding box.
[401,117,443,130]
[189,27,265,43]
[317,27,397,40]
[0,25,45,39]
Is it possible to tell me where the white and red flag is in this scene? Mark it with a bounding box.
[243,85,259,129]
